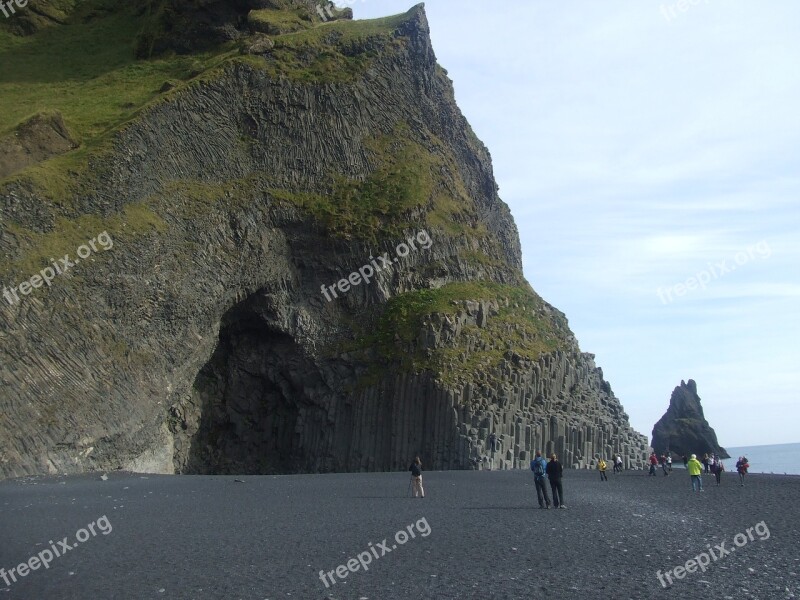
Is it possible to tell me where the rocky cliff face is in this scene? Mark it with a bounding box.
[174,295,649,474]
[0,2,649,479]
[651,379,729,459]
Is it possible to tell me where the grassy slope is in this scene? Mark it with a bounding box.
[0,4,407,141]
[0,0,240,206]
[0,3,236,138]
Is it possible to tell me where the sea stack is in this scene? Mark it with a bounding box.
[651,379,729,459]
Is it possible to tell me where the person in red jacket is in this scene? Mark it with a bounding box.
[648,452,658,476]
[736,456,749,487]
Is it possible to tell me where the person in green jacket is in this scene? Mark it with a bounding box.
[687,454,704,492]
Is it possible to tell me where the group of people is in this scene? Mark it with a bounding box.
[647,452,673,476]
[409,451,569,508]
[612,454,623,473]
[680,452,750,490]
[597,454,624,479]
[530,451,567,509]
[407,447,751,503]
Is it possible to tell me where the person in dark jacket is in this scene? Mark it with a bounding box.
[545,453,566,509]
[660,454,669,476]
[530,451,551,509]
[714,458,724,486]
[409,457,424,498]
[736,456,749,487]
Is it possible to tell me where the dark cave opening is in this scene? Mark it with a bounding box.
[182,299,331,475]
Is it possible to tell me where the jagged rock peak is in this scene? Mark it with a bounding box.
[651,379,729,459]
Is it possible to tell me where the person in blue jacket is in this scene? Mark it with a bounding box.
[530,451,551,509]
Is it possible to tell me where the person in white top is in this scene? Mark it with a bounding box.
[614,454,623,473]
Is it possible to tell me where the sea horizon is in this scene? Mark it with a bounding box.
[723,441,800,475]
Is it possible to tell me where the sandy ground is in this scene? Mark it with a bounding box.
[1,468,798,599]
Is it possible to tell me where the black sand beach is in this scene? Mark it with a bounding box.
[1,469,798,600]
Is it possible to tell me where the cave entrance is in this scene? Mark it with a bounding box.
[181,297,329,474]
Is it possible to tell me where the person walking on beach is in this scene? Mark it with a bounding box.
[615,454,623,473]
[682,454,688,468]
[409,457,425,498]
[714,459,724,486]
[546,453,566,509]
[530,451,551,509]
[648,452,658,476]
[687,454,704,492]
[703,453,710,474]
[597,457,608,481]
[660,454,669,476]
[667,455,672,472]
[736,456,749,487]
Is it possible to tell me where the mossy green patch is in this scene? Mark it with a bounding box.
[267,124,495,247]
[347,282,571,386]
[254,11,408,83]
[281,11,409,46]
[268,132,436,241]
[247,8,311,35]
[425,193,470,236]
[459,249,506,269]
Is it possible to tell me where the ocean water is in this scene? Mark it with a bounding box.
[723,442,800,475]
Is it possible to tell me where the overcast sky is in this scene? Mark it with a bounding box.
[346,1,800,447]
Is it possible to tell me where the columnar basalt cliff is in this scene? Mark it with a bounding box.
[0,1,649,479]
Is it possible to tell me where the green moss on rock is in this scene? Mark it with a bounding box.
[247,8,311,36]
[347,282,572,386]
